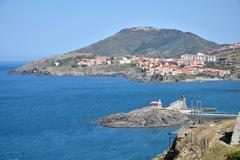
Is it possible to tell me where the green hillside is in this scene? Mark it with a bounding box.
[72,26,219,57]
[205,49,240,79]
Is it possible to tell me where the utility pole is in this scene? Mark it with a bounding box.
[191,100,202,126]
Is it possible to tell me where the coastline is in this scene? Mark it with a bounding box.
[9,52,239,83]
[10,70,239,84]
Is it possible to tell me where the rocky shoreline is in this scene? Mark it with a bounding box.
[10,53,239,83]
[96,106,189,128]
[10,64,232,83]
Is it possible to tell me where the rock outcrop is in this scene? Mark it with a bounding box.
[230,113,240,145]
[97,106,189,128]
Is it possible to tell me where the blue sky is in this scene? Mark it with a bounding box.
[0,0,240,61]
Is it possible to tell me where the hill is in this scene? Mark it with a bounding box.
[71,26,219,57]
[13,26,240,82]
[205,48,240,79]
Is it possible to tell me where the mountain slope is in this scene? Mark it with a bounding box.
[72,26,219,57]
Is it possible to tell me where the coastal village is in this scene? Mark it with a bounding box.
[55,52,231,78]
[3,0,240,159]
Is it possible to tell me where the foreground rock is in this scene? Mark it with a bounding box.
[154,119,238,160]
[97,106,189,128]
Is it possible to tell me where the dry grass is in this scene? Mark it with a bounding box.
[202,143,239,160]
[190,120,239,160]
[154,120,240,160]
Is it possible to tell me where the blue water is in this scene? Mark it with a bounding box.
[0,62,240,160]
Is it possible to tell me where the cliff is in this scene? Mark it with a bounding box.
[154,119,240,160]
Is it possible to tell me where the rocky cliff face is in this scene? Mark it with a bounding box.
[97,106,189,128]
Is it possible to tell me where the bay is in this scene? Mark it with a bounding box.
[0,62,239,160]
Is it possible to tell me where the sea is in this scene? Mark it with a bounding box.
[0,62,240,160]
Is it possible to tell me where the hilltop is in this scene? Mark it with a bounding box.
[71,26,219,57]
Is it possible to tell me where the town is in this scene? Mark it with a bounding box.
[54,52,231,78]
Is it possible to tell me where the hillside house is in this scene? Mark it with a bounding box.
[119,57,131,64]
[95,56,111,65]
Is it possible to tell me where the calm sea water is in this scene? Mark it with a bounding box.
[0,62,240,160]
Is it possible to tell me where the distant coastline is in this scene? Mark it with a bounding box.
[10,64,238,84]
[10,54,240,83]
[10,67,239,84]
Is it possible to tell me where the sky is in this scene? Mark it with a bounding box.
[0,0,240,61]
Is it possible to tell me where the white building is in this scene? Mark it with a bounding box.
[119,57,131,64]
[167,95,188,110]
[181,53,216,62]
[54,62,60,66]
